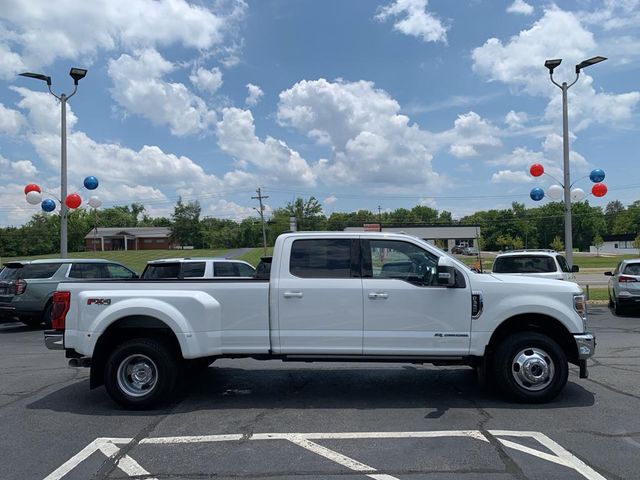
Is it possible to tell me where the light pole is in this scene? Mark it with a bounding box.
[544,56,606,268]
[19,68,87,258]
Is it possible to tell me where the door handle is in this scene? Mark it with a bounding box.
[368,292,389,299]
[283,291,304,298]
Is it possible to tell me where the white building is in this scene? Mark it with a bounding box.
[344,224,481,253]
[590,233,639,254]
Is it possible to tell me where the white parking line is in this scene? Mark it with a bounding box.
[43,430,605,480]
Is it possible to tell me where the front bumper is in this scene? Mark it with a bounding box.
[574,332,596,379]
[44,330,64,350]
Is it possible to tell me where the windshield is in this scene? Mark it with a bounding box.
[493,256,556,274]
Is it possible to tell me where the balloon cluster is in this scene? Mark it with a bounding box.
[529,164,607,202]
[24,176,102,212]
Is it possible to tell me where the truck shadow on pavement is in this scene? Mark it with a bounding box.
[28,365,595,415]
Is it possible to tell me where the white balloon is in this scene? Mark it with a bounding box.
[26,190,42,205]
[88,196,102,208]
[547,184,564,200]
[571,187,586,202]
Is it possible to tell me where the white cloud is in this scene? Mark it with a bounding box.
[245,83,264,106]
[436,111,502,158]
[491,170,533,183]
[7,87,255,222]
[0,102,25,136]
[375,0,448,43]
[472,7,596,96]
[506,0,534,15]
[504,110,528,129]
[190,67,223,94]
[579,0,640,31]
[323,195,337,205]
[277,78,439,188]
[0,0,246,78]
[217,107,317,186]
[107,49,216,136]
[472,6,640,130]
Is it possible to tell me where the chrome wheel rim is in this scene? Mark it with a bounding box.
[117,354,158,398]
[511,347,554,392]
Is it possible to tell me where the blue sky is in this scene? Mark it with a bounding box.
[0,0,639,226]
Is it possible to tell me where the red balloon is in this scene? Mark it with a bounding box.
[529,163,544,177]
[592,183,607,198]
[24,184,41,195]
[65,193,82,209]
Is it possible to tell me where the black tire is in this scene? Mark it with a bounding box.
[608,294,614,308]
[613,296,625,316]
[20,316,42,327]
[42,302,53,329]
[493,332,568,403]
[104,338,179,410]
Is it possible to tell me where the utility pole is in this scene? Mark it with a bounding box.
[378,205,382,223]
[252,188,269,255]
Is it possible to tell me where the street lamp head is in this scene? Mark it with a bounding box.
[69,67,87,85]
[19,72,52,86]
[544,59,562,74]
[575,56,607,74]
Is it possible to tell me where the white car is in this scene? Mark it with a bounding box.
[141,257,256,279]
[491,250,578,282]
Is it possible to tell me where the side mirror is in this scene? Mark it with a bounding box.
[604,271,613,276]
[437,256,456,287]
[571,265,579,273]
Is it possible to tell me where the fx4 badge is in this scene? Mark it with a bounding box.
[87,298,111,306]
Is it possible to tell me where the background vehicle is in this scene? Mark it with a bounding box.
[491,250,578,281]
[605,259,640,315]
[0,259,137,327]
[46,232,594,409]
[141,258,255,279]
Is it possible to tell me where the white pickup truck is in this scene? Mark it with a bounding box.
[45,232,595,409]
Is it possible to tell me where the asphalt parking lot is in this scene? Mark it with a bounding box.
[1,306,639,480]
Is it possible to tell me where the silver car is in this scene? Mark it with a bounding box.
[605,259,640,315]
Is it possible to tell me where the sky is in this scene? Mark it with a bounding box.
[0,0,639,226]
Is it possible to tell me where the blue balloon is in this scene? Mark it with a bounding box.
[530,187,545,201]
[589,169,605,183]
[83,176,99,190]
[41,198,56,212]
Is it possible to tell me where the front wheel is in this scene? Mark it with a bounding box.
[104,338,179,409]
[493,332,568,403]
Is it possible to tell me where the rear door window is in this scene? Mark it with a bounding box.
[236,263,256,277]
[69,263,110,279]
[180,262,206,278]
[214,262,239,277]
[0,263,61,279]
[289,239,356,279]
[142,263,181,279]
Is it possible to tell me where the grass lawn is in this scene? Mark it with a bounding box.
[1,249,232,274]
[237,247,273,267]
[583,286,609,302]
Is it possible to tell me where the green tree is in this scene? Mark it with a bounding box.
[171,197,202,248]
[550,235,564,251]
[593,234,604,256]
[634,234,640,255]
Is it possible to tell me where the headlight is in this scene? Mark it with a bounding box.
[573,294,587,330]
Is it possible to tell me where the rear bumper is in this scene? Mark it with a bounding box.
[44,330,64,350]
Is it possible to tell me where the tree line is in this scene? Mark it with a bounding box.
[0,197,639,257]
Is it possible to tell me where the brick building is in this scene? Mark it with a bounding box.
[84,227,175,251]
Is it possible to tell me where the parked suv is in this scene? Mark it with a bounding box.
[0,259,137,327]
[605,259,640,315]
[491,250,578,281]
[141,258,256,279]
